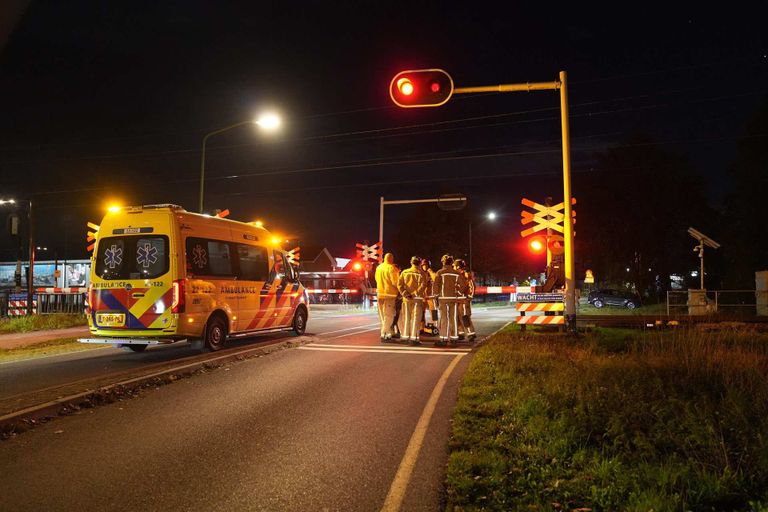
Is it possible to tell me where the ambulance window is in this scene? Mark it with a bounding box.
[95,236,169,280]
[185,238,233,277]
[207,241,232,276]
[237,244,268,281]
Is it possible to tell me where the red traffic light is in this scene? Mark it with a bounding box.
[389,69,454,108]
[528,237,546,254]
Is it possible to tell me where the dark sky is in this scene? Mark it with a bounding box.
[0,1,766,264]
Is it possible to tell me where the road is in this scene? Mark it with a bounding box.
[0,306,511,511]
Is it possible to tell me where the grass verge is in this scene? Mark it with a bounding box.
[578,302,668,316]
[446,327,768,511]
[0,313,87,334]
[0,337,103,362]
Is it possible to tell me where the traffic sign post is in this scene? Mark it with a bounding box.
[389,69,578,332]
[378,195,465,256]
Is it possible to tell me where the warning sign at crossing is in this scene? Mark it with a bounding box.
[516,292,564,303]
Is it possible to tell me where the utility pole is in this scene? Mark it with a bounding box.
[27,199,35,316]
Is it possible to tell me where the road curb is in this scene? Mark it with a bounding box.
[0,335,315,439]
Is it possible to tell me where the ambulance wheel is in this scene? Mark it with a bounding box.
[204,315,228,351]
[125,345,147,353]
[293,306,308,336]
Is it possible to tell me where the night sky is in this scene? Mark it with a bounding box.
[0,2,766,269]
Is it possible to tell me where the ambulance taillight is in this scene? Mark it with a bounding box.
[172,279,185,314]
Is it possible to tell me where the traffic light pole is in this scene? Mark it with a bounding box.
[454,71,577,332]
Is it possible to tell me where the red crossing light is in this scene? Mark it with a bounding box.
[389,69,454,108]
[528,237,545,254]
[352,261,362,271]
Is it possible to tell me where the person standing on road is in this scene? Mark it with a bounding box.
[397,256,429,345]
[454,259,476,341]
[421,259,438,330]
[375,252,400,341]
[432,254,468,346]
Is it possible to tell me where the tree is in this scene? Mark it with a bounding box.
[577,135,714,297]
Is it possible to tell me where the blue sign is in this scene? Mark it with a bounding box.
[516,292,564,303]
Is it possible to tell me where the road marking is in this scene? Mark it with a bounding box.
[380,354,465,512]
[310,343,471,353]
[297,347,467,356]
[317,323,380,337]
[326,327,380,340]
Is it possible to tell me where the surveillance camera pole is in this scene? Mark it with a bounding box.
[697,241,705,290]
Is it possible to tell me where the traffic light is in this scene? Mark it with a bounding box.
[352,261,363,272]
[528,236,546,254]
[389,69,454,108]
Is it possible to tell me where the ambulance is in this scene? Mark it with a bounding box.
[79,204,309,351]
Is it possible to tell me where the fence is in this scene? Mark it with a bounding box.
[667,290,768,317]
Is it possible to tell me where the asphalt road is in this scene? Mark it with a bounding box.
[0,307,511,511]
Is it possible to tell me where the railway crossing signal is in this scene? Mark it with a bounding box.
[86,221,100,252]
[520,197,576,238]
[356,242,382,263]
[285,246,300,266]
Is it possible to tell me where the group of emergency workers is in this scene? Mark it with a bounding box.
[374,252,476,347]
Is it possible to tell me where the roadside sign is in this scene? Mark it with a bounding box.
[437,193,467,211]
[516,292,564,303]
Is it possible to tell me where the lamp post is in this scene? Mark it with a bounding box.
[469,211,497,271]
[199,112,282,213]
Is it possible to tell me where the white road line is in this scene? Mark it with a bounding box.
[317,323,380,337]
[297,347,468,356]
[380,354,466,511]
[310,343,471,353]
[326,328,380,340]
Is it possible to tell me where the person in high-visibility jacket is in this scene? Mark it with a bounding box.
[375,252,400,341]
[397,256,429,345]
[454,259,476,341]
[432,254,468,346]
[421,258,438,327]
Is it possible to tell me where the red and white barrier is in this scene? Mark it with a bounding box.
[474,286,517,294]
[35,287,86,294]
[9,300,37,316]
[517,315,564,325]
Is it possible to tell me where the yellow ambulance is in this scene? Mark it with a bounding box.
[79,204,308,351]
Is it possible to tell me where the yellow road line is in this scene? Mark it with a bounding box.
[380,353,465,511]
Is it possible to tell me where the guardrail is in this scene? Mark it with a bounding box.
[667,290,768,316]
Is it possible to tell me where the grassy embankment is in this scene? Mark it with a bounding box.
[447,324,768,511]
[0,337,103,362]
[0,313,87,334]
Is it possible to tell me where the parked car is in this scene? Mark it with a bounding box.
[587,289,641,309]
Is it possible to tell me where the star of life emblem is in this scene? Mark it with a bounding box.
[192,244,207,268]
[137,243,159,268]
[104,245,123,269]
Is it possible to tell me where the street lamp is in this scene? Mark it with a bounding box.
[199,112,282,213]
[469,211,498,271]
[1,198,34,314]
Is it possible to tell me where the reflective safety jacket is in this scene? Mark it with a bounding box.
[397,266,429,300]
[463,271,476,299]
[432,264,468,300]
[375,260,400,298]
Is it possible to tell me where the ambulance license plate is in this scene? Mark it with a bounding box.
[97,313,125,327]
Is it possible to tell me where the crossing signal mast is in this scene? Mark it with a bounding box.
[388,68,578,331]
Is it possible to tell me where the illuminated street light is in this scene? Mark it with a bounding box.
[487,211,497,221]
[199,111,283,213]
[0,199,16,205]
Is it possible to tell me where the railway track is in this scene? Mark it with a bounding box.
[577,314,768,328]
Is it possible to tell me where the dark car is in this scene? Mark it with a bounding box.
[587,289,641,309]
